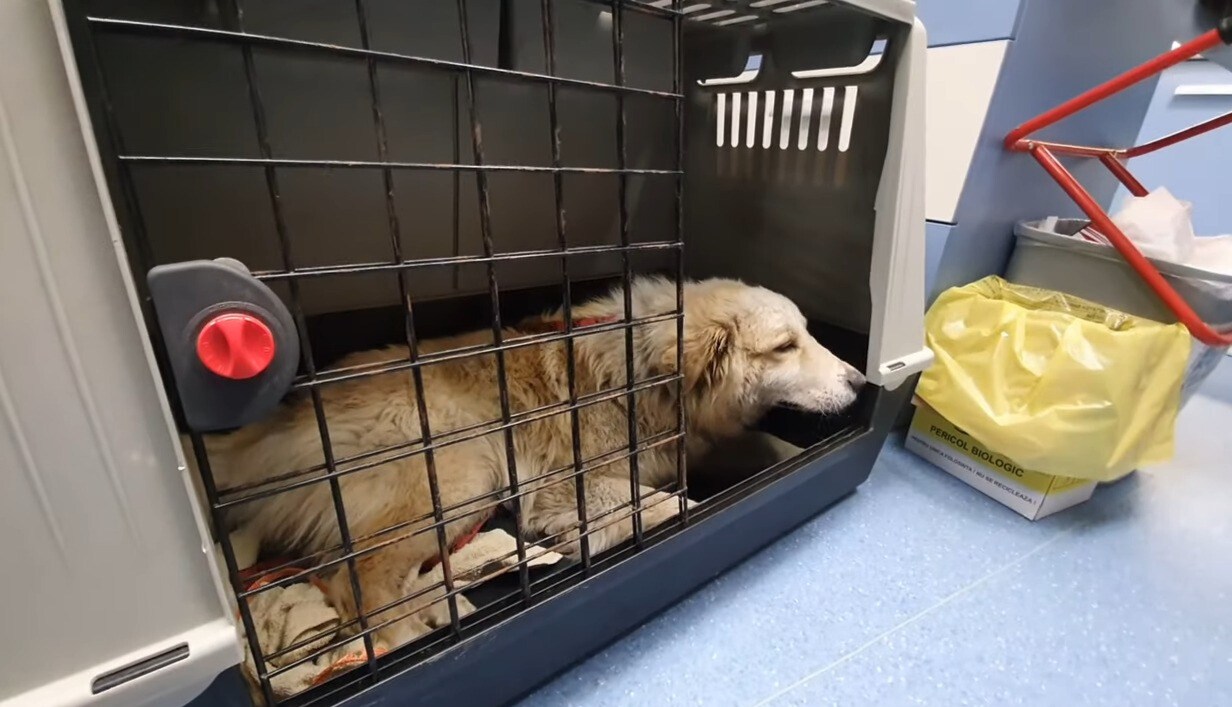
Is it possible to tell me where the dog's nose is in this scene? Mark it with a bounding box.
[845,366,866,390]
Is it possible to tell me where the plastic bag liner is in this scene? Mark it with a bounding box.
[917,276,1191,481]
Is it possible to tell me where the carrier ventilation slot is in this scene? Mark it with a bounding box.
[91,643,190,694]
[715,86,859,151]
[647,0,830,25]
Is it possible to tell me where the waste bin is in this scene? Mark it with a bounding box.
[1008,218,1232,402]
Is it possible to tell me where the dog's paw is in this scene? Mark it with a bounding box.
[538,517,583,558]
[535,514,620,558]
[368,613,432,651]
[421,594,477,628]
[639,492,692,529]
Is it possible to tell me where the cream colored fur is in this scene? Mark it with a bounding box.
[199,277,863,648]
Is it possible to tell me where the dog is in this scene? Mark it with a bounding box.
[199,277,864,649]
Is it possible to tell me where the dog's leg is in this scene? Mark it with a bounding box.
[323,449,500,651]
[526,474,694,557]
[325,501,497,650]
[324,529,442,651]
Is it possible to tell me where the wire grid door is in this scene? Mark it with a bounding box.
[66,0,688,703]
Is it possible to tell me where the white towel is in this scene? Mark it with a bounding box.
[224,528,563,702]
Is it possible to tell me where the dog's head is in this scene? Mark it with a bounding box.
[673,280,865,431]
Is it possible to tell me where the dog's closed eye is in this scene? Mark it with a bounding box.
[772,339,798,354]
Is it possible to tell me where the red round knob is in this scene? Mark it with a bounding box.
[196,313,276,380]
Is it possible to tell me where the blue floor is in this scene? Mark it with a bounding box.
[521,360,1232,706]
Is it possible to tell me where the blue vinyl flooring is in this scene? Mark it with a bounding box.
[521,361,1232,707]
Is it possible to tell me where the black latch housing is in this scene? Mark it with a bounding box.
[148,259,299,432]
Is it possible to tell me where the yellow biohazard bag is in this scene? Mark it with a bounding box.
[917,276,1191,481]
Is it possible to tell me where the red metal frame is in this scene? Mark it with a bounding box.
[1005,28,1232,347]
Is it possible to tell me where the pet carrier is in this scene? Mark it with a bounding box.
[3,1,929,706]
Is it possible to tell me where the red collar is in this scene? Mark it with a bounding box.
[554,315,617,331]
[420,511,493,573]
[524,315,618,333]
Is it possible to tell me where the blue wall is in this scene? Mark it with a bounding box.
[1112,60,1232,236]
[914,0,1021,47]
[928,0,1176,300]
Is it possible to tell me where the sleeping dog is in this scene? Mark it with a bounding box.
[200,277,864,648]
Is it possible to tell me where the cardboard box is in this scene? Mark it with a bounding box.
[905,403,1096,520]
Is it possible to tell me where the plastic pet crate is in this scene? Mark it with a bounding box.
[1,1,929,706]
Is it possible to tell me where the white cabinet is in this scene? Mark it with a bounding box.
[923,41,1008,223]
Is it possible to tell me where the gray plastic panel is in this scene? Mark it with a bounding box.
[685,9,899,334]
[0,1,234,703]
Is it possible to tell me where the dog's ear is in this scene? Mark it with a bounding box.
[676,318,733,393]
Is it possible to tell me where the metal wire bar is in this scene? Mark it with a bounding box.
[354,0,461,641]
[224,0,378,678]
[610,0,644,548]
[327,326,613,377]
[118,154,681,174]
[248,240,680,282]
[456,0,531,602]
[291,310,680,390]
[671,0,689,524]
[186,433,278,704]
[451,75,463,290]
[85,16,684,100]
[539,0,593,571]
